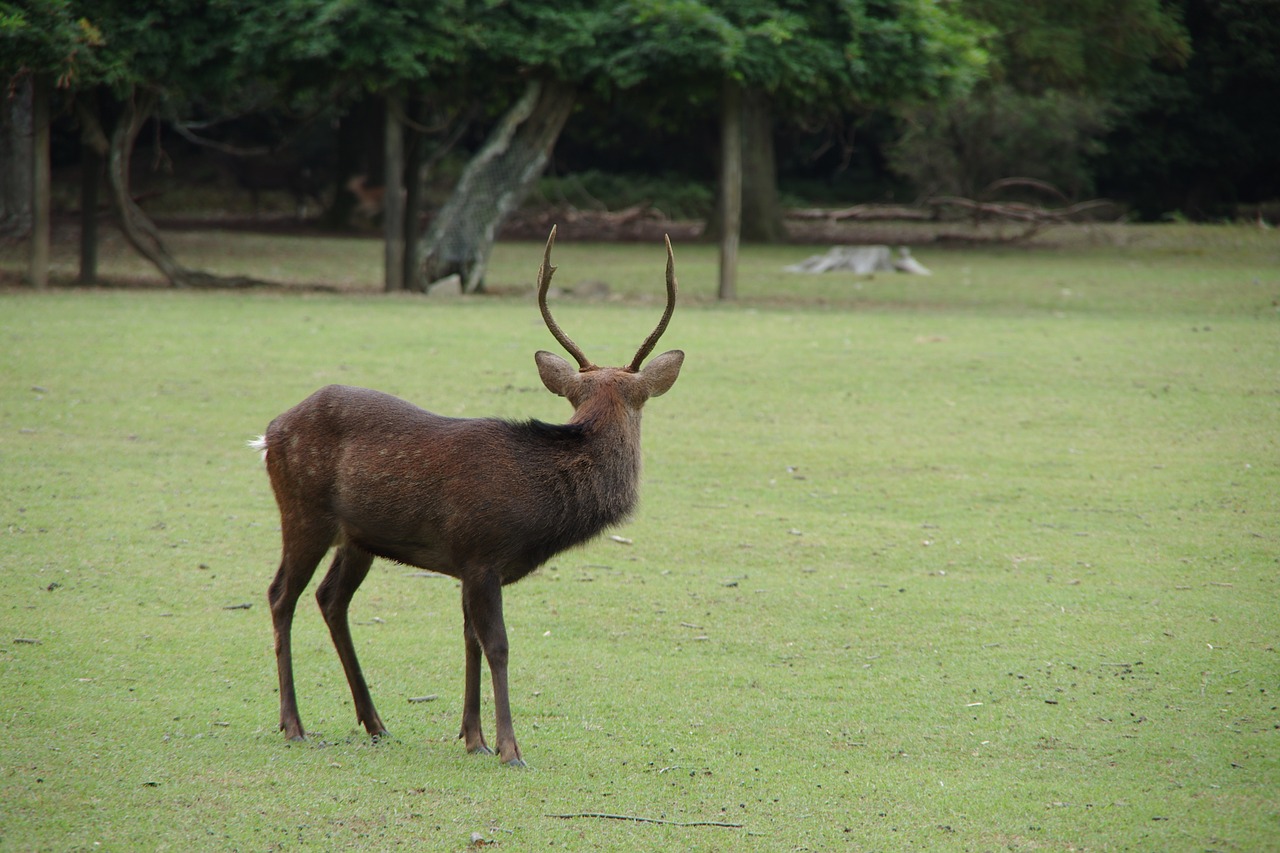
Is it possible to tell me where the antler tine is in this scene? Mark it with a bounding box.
[628,234,678,372]
[537,225,594,369]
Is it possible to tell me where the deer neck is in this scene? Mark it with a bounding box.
[567,392,644,512]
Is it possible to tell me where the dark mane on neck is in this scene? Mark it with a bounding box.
[507,418,588,445]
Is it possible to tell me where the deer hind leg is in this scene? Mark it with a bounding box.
[460,574,524,767]
[315,540,388,739]
[268,522,335,741]
[459,599,492,757]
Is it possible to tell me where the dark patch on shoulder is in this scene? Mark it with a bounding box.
[509,419,586,444]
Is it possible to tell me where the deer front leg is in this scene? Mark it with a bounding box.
[461,574,525,767]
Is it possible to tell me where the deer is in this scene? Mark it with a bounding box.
[344,174,385,219]
[251,226,683,766]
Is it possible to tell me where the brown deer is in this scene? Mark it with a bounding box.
[252,226,682,766]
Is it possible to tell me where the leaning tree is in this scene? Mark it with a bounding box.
[54,0,271,288]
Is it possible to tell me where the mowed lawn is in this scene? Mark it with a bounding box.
[1,225,1277,850]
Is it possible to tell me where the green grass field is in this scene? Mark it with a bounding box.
[2,224,1278,850]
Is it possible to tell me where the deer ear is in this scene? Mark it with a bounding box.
[641,349,683,397]
[535,350,577,396]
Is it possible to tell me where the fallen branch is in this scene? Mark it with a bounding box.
[785,194,1117,244]
[787,203,933,222]
[927,196,1115,224]
[546,812,743,828]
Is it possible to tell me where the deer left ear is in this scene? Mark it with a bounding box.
[535,350,577,396]
[641,349,683,397]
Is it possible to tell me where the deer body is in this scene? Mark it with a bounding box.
[257,229,681,766]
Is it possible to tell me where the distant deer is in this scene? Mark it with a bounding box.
[345,174,385,219]
[251,227,683,766]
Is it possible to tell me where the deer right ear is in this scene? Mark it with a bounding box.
[535,350,577,397]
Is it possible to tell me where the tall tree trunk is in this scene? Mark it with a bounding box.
[402,96,425,289]
[415,79,575,293]
[79,90,272,288]
[0,76,33,238]
[80,98,102,285]
[709,87,784,244]
[740,89,784,242]
[717,80,742,301]
[383,91,406,292]
[29,74,51,289]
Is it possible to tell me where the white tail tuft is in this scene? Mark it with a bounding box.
[248,435,268,460]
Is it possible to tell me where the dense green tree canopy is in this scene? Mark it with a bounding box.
[4,0,1272,234]
[1094,0,1280,215]
[964,0,1189,93]
[1,0,103,86]
[599,0,987,109]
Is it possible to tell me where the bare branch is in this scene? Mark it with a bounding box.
[546,813,743,828]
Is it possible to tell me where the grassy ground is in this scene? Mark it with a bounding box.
[1,224,1278,850]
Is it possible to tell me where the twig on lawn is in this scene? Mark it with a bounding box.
[546,812,743,828]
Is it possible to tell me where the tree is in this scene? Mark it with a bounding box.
[415,0,987,296]
[413,2,615,293]
[1,76,34,239]
[889,86,1111,198]
[1,0,104,285]
[886,0,1189,205]
[67,0,270,287]
[603,0,985,300]
[1093,0,1280,218]
[605,1,986,235]
[417,78,576,293]
[235,0,469,290]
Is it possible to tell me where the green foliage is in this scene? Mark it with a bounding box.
[881,0,1189,203]
[842,0,990,103]
[233,0,470,97]
[0,0,103,87]
[1,227,1277,849]
[1093,0,1280,217]
[888,83,1111,198]
[962,0,1190,94]
[615,0,988,110]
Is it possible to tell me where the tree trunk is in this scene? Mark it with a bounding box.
[740,89,784,242]
[402,96,426,289]
[717,80,742,301]
[709,87,784,244]
[80,116,102,285]
[0,76,33,239]
[383,91,406,292]
[29,74,51,289]
[415,79,576,293]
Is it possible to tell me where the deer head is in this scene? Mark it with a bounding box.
[533,225,684,414]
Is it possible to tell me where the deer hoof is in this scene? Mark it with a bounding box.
[503,756,527,769]
[467,744,494,756]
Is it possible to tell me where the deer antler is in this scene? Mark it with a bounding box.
[628,234,678,372]
[537,225,594,370]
